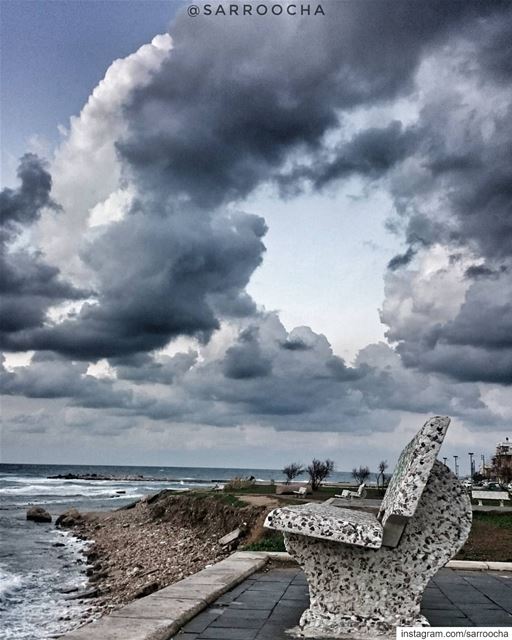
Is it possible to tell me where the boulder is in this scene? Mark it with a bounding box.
[27,506,52,523]
[55,508,82,528]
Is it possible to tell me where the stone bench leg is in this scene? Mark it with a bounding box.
[284,462,471,639]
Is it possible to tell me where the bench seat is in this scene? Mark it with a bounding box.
[265,502,383,548]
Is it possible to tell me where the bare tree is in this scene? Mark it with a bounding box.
[377,460,388,489]
[352,465,371,485]
[307,458,335,491]
[282,462,305,484]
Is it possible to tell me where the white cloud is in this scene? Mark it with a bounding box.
[35,34,173,284]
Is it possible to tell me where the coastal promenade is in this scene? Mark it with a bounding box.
[59,553,512,640]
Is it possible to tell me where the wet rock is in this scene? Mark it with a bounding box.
[66,587,99,600]
[59,586,79,594]
[56,508,82,528]
[27,506,52,523]
[86,549,99,563]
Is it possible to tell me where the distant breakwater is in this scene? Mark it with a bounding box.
[48,473,230,483]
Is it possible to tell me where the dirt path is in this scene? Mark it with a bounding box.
[238,495,280,508]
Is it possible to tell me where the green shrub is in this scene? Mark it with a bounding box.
[243,534,286,552]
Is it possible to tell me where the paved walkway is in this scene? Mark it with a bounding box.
[173,565,512,640]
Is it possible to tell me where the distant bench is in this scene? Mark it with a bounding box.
[335,482,367,500]
[472,490,510,507]
[265,416,472,638]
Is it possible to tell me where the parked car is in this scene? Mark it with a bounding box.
[485,482,505,491]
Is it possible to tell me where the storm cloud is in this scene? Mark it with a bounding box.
[378,12,512,384]
[0,155,87,346]
[4,208,267,358]
[2,0,512,451]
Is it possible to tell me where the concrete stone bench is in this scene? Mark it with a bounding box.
[335,482,367,500]
[472,489,510,507]
[264,416,472,638]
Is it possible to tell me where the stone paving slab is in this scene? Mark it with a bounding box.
[172,565,512,640]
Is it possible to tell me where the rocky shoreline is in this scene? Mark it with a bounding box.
[56,490,267,629]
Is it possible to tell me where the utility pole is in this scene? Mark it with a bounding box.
[468,452,474,479]
[453,455,459,477]
[481,454,485,475]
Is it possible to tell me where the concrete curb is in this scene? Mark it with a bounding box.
[58,552,268,640]
[446,559,512,572]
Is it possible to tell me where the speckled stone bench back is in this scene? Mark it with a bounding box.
[264,416,451,550]
[378,416,450,535]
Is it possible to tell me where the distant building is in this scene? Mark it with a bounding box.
[490,437,512,484]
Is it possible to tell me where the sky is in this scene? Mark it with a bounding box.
[1,0,511,475]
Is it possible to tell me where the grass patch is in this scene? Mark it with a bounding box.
[172,490,247,508]
[457,510,512,562]
[472,511,512,529]
[243,534,286,552]
[215,493,247,507]
[225,484,277,495]
[224,484,386,499]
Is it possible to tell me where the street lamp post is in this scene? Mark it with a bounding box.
[453,455,459,477]
[443,457,448,467]
[468,452,474,479]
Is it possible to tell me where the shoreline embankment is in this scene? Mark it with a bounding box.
[58,490,268,627]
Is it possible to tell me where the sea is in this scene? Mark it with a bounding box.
[0,462,354,639]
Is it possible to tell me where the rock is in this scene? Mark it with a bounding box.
[66,587,99,600]
[133,581,159,599]
[85,549,99,562]
[27,507,52,523]
[52,542,66,547]
[55,508,82,528]
[59,586,79,594]
[218,528,241,546]
[90,571,108,583]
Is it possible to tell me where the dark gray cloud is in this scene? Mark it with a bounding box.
[2,315,501,433]
[112,350,197,384]
[0,354,141,410]
[279,338,311,351]
[0,155,88,347]
[279,122,418,195]
[464,264,507,280]
[0,153,59,233]
[373,9,512,386]
[3,209,266,359]
[118,1,499,208]
[223,327,273,379]
[387,246,417,272]
[395,274,512,384]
